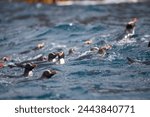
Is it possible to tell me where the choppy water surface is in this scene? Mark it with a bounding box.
[0,1,150,99]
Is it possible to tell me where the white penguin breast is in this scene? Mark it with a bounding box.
[28,71,33,77]
[59,58,65,64]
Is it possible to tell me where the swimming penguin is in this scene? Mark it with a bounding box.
[68,48,75,55]
[84,39,93,45]
[0,56,20,69]
[48,51,65,64]
[127,57,150,65]
[91,45,112,56]
[16,69,58,83]
[32,42,45,51]
[98,48,107,57]
[57,51,65,64]
[148,41,150,47]
[1,63,37,78]
[23,63,37,77]
[0,56,12,68]
[48,52,58,62]
[40,70,57,79]
[1,56,11,62]
[19,42,45,54]
[125,18,137,38]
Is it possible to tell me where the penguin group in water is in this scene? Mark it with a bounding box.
[0,18,149,82]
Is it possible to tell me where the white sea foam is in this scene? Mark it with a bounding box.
[116,37,136,46]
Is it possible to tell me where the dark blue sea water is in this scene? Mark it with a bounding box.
[0,1,150,99]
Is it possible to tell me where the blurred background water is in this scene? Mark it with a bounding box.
[0,0,150,99]
[2,0,150,5]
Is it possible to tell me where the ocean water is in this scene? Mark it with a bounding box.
[0,1,150,99]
